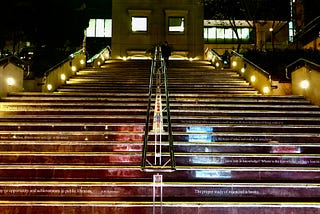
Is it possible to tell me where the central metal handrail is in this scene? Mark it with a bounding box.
[141,45,175,172]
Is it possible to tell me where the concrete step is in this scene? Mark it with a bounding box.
[0,181,318,202]
[1,59,319,212]
[0,165,318,182]
[0,140,317,153]
[0,129,318,142]
[0,201,317,214]
[0,151,318,167]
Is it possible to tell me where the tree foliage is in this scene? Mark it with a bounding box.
[0,0,89,50]
[202,0,290,21]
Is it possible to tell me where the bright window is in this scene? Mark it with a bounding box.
[96,19,105,37]
[86,19,112,38]
[169,17,184,32]
[132,17,147,32]
[204,27,253,44]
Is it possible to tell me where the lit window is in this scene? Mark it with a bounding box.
[104,19,112,37]
[86,19,112,38]
[225,28,233,39]
[240,28,250,39]
[169,17,184,32]
[204,27,253,44]
[96,19,105,37]
[217,28,224,39]
[208,27,216,38]
[87,19,96,37]
[132,17,147,32]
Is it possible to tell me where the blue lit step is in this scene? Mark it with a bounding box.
[171,124,320,133]
[169,132,320,143]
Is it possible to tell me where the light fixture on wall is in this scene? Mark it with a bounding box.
[300,80,309,89]
[61,74,66,81]
[7,77,15,86]
[47,84,53,91]
[250,75,256,82]
[263,86,270,94]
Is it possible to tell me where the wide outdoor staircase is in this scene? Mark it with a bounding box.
[0,59,320,213]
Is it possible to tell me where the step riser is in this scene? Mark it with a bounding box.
[0,133,319,143]
[0,154,317,167]
[1,59,320,209]
[1,124,319,133]
[0,205,316,214]
[0,168,319,182]
[0,143,316,153]
[0,183,318,201]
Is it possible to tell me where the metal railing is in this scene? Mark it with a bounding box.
[141,45,175,172]
[43,49,84,78]
[285,58,320,79]
[0,55,29,74]
[41,49,86,92]
[87,46,111,68]
[231,50,271,80]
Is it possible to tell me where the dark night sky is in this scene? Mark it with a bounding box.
[0,0,92,48]
[0,0,318,50]
[204,0,291,21]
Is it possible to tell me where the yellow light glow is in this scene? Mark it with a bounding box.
[97,61,101,66]
[215,62,220,67]
[232,61,237,67]
[47,84,53,91]
[250,75,256,82]
[189,57,194,61]
[300,80,309,89]
[80,59,85,65]
[7,77,15,86]
[61,74,66,81]
[71,66,77,72]
[241,67,245,73]
[263,86,270,94]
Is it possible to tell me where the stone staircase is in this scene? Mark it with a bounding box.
[0,59,320,213]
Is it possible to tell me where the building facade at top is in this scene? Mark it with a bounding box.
[111,0,204,60]
[85,0,319,59]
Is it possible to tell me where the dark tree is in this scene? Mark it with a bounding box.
[0,0,89,52]
[202,0,291,50]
